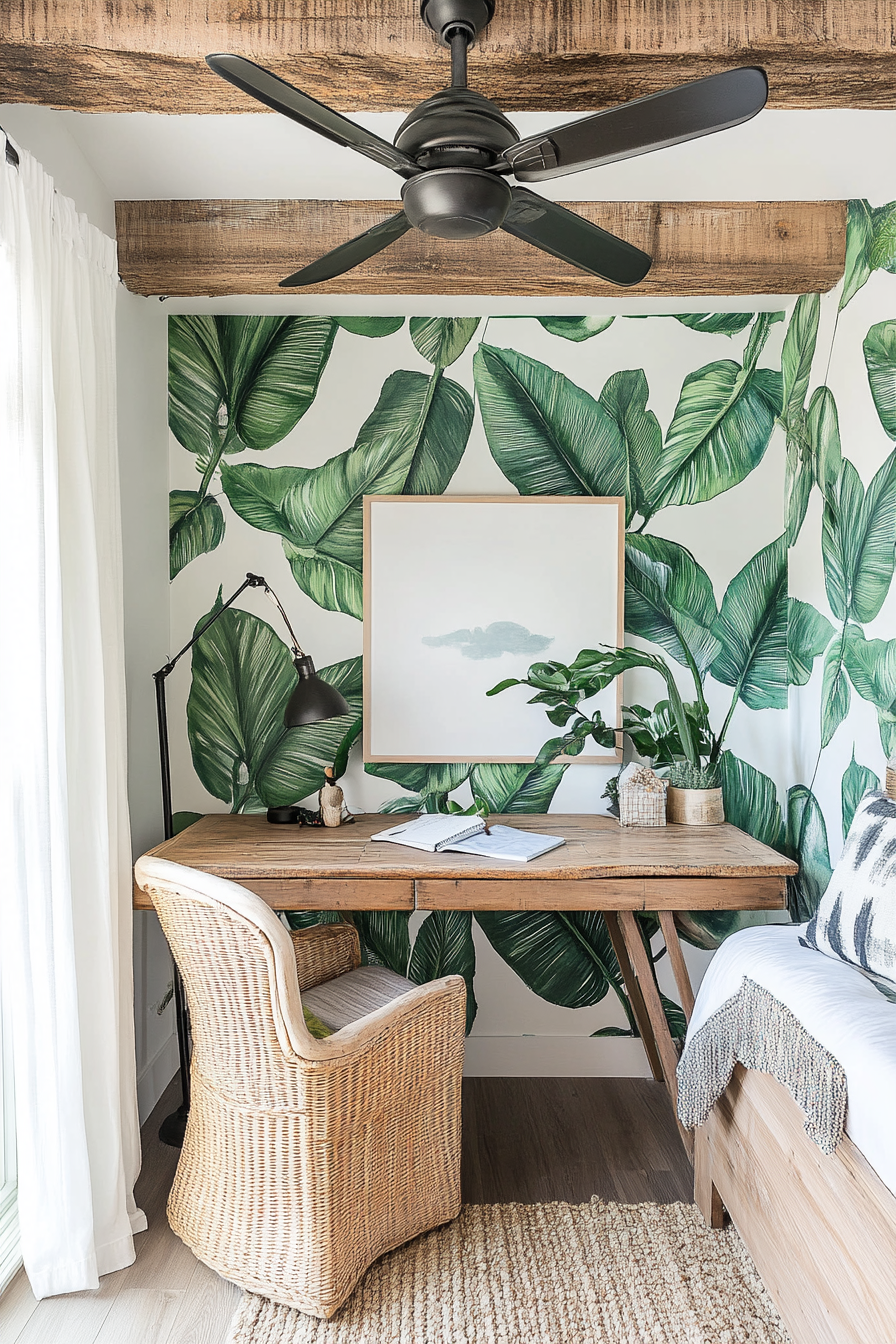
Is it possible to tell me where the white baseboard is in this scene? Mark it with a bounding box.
[136,1032,180,1125]
[462,1035,654,1078]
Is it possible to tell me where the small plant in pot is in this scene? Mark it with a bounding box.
[488,645,726,824]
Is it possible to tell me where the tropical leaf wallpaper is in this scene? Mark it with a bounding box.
[167,202,896,1055]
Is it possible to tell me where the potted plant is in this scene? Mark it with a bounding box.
[488,645,726,824]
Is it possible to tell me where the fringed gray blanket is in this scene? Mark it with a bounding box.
[677,977,848,1155]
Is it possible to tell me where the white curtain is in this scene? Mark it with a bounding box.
[0,142,145,1298]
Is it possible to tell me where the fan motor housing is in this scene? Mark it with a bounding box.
[395,89,518,170]
[402,168,511,239]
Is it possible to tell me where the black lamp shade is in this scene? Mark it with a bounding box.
[284,655,350,727]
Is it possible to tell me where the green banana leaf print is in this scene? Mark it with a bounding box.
[839,199,896,309]
[409,911,478,1032]
[168,315,337,460]
[841,626,896,756]
[336,317,405,337]
[185,594,362,810]
[710,534,788,712]
[353,911,412,976]
[366,761,473,813]
[671,313,755,336]
[409,317,480,367]
[650,313,783,512]
[841,752,879,838]
[169,490,225,579]
[822,450,896,624]
[864,321,896,439]
[821,632,851,747]
[172,810,203,836]
[474,910,625,1012]
[598,370,663,526]
[806,386,842,505]
[473,345,629,500]
[781,294,820,431]
[787,599,834,686]
[220,369,473,618]
[781,296,821,546]
[468,762,567,813]
[785,786,833,923]
[839,200,874,311]
[624,534,720,676]
[870,202,896,274]
[535,316,615,341]
[720,751,785,850]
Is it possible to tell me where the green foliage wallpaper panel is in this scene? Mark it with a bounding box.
[167,204,896,1043]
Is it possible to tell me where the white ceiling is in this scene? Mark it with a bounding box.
[27,107,896,204]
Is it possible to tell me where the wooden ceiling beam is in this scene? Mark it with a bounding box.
[114,199,846,297]
[2,2,895,112]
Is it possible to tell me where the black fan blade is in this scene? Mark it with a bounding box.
[280,211,412,287]
[504,67,768,181]
[502,189,651,287]
[207,54,421,180]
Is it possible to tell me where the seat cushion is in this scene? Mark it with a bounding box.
[302,964,416,1031]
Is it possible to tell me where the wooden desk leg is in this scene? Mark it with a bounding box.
[658,910,695,1023]
[618,910,694,1160]
[603,912,663,1083]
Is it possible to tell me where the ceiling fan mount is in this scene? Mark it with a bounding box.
[205,0,768,288]
[419,0,495,46]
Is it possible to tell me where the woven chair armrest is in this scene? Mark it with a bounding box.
[289,921,361,991]
[318,973,467,1061]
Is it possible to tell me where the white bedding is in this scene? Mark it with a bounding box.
[685,923,896,1197]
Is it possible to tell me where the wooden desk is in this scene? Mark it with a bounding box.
[135,812,796,1152]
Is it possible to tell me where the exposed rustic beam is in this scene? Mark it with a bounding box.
[114,199,846,297]
[3,3,896,112]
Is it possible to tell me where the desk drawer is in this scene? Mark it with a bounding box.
[134,877,414,912]
[238,878,414,910]
[416,876,787,910]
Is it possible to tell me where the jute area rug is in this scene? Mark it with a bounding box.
[227,1199,791,1344]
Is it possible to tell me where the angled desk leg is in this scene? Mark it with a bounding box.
[618,910,694,1160]
[657,910,695,1022]
[603,912,663,1083]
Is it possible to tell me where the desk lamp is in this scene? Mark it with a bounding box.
[152,572,349,1146]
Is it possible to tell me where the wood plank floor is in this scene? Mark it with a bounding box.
[1,1073,692,1343]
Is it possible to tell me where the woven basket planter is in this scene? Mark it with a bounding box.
[667,785,725,826]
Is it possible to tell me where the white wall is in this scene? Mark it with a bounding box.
[1,105,176,1123]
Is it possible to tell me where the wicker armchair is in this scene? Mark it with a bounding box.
[135,855,466,1319]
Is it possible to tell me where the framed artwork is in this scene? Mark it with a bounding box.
[363,496,624,764]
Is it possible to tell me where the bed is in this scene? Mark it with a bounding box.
[678,923,896,1344]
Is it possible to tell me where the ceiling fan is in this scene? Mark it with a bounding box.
[207,0,767,289]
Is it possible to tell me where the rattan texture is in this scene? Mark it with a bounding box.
[134,856,466,1320]
[289,921,361,990]
[619,768,668,828]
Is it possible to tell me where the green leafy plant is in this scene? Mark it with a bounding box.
[489,527,788,787]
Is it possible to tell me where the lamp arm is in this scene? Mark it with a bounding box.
[152,571,308,838]
[150,570,317,1147]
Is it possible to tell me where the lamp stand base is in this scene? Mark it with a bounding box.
[159,1104,188,1148]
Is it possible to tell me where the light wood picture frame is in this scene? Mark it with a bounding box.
[363,496,624,764]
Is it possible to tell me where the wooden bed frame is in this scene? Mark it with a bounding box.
[694,1064,896,1344]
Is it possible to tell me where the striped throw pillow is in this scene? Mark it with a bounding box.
[801,791,896,992]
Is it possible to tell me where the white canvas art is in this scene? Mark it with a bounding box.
[363,496,623,762]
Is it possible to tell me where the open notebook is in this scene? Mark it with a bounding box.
[371,815,565,862]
